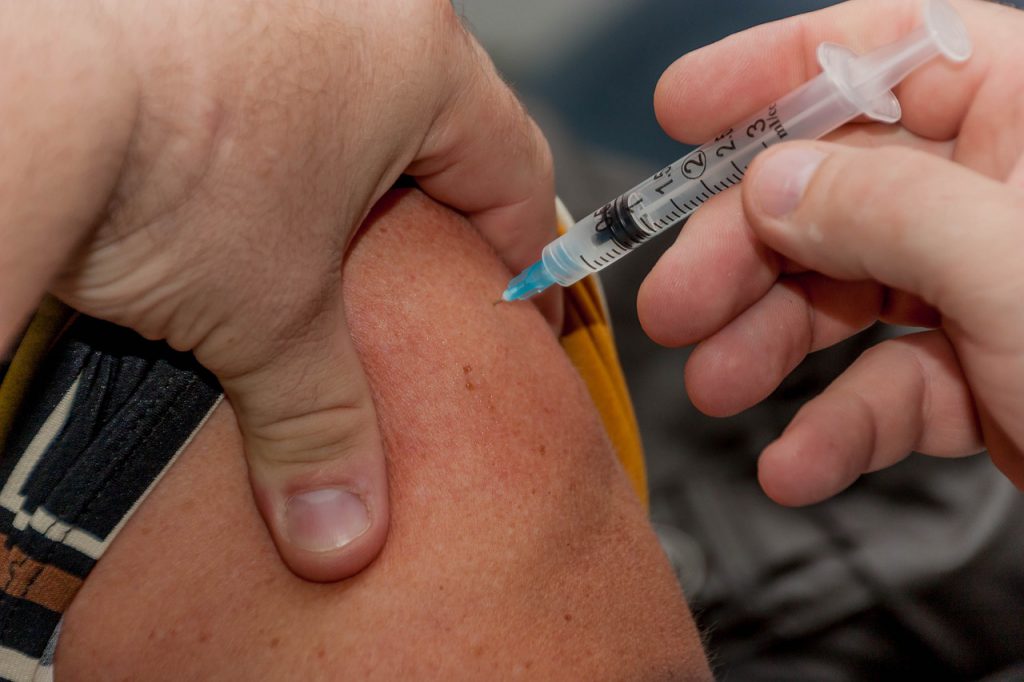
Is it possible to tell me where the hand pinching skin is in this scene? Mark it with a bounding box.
[0,0,556,581]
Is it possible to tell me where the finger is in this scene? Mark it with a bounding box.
[687,275,941,416]
[638,121,952,349]
[743,140,1024,333]
[654,0,994,144]
[218,300,389,583]
[409,19,556,277]
[685,275,883,417]
[638,188,779,347]
[746,139,1024,490]
[825,122,953,159]
[758,330,982,506]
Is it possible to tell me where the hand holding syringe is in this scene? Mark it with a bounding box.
[502,0,971,301]
[608,0,1024,505]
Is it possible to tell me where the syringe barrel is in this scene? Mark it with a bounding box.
[538,69,861,291]
[540,209,617,287]
[504,0,971,303]
[770,68,863,141]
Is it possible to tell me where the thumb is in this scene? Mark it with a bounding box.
[219,303,388,583]
[741,140,1024,484]
[741,141,1024,335]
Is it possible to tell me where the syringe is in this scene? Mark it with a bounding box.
[502,0,972,302]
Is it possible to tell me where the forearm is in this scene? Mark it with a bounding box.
[0,1,136,347]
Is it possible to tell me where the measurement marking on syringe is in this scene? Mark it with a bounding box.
[502,2,971,304]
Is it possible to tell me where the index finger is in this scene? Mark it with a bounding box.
[654,0,993,145]
[409,24,556,274]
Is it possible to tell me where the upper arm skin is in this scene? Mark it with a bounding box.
[55,189,710,680]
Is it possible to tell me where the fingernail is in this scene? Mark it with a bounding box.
[753,147,827,217]
[285,488,370,553]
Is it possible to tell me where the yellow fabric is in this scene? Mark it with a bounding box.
[0,296,73,454]
[552,200,646,506]
[559,276,647,507]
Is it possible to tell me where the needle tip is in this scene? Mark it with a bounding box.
[502,261,555,302]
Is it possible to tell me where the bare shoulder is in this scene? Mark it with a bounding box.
[56,189,710,680]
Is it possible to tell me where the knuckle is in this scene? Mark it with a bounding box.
[518,110,555,188]
[432,0,463,27]
[246,403,376,466]
[811,145,923,238]
[415,0,470,54]
[533,118,555,177]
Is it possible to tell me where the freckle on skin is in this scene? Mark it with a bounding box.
[270,637,280,648]
[564,613,573,622]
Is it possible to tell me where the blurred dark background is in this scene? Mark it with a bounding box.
[459,2,1024,679]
